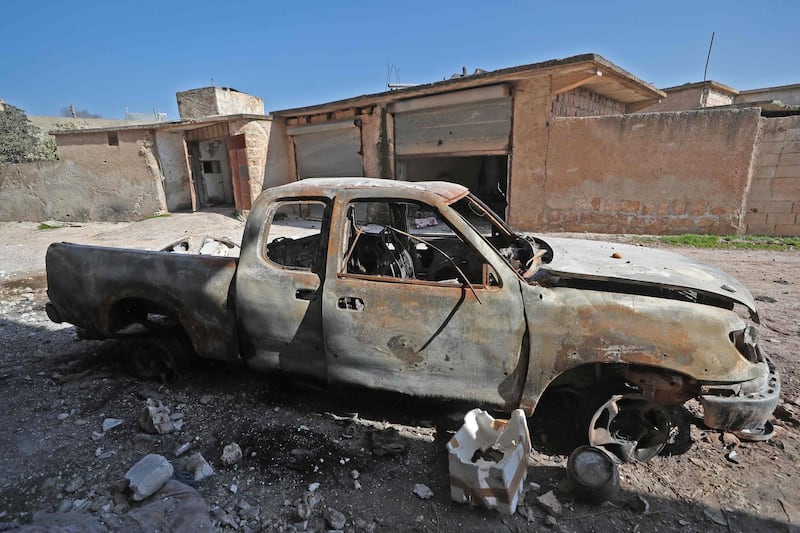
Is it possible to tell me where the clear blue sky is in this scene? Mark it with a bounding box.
[2,0,798,120]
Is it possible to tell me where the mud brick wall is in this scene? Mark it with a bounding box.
[743,116,800,236]
[551,88,625,117]
[509,107,762,234]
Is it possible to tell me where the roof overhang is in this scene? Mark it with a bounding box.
[272,54,665,117]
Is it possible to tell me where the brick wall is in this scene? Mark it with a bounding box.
[551,88,625,117]
[743,116,800,236]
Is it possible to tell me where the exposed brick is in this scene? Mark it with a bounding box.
[756,141,784,155]
[774,224,800,237]
[617,200,641,213]
[671,199,687,215]
[746,223,776,235]
[688,200,709,216]
[752,166,777,179]
[656,201,670,215]
[591,197,602,210]
[754,152,780,166]
[786,129,800,142]
[574,198,592,210]
[696,217,715,228]
[779,152,800,166]
[640,201,656,215]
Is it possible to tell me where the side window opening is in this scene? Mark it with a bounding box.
[264,200,327,271]
[342,199,499,287]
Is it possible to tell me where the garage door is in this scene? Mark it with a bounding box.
[391,85,512,157]
[289,119,364,178]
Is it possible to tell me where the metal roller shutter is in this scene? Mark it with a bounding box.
[289,119,363,178]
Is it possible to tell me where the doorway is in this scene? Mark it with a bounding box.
[396,154,509,219]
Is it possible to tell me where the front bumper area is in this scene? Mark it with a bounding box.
[700,358,780,439]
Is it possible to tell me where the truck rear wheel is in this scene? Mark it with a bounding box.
[130,334,195,383]
[587,394,671,462]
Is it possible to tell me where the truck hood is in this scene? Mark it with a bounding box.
[535,237,759,321]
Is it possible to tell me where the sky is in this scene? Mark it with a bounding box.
[2,0,799,120]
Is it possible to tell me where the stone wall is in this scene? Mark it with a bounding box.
[743,116,800,236]
[177,87,264,119]
[509,107,762,234]
[551,87,625,117]
[0,129,166,222]
[230,118,271,201]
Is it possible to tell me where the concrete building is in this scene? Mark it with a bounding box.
[265,53,799,235]
[0,87,271,221]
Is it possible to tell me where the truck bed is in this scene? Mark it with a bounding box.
[46,242,240,361]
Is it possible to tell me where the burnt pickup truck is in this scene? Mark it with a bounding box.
[46,178,779,461]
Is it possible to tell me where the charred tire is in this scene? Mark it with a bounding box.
[131,334,195,383]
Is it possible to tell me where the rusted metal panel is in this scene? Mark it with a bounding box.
[394,97,511,156]
[291,120,363,178]
[45,243,239,361]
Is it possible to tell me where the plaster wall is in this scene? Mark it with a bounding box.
[743,116,800,236]
[637,87,701,112]
[737,86,800,106]
[517,107,762,234]
[0,129,166,221]
[155,131,192,211]
[263,120,292,190]
[507,77,556,229]
[230,118,272,202]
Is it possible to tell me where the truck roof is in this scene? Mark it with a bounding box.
[266,178,470,204]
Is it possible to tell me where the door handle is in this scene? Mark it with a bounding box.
[338,297,364,311]
[295,288,317,301]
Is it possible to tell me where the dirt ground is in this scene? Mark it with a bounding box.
[1,214,799,532]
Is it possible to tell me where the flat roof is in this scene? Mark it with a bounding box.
[50,113,271,136]
[659,80,739,95]
[272,53,666,116]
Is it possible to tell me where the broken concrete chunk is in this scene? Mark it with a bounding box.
[174,442,192,457]
[185,452,214,481]
[536,490,563,517]
[221,442,243,466]
[125,454,174,502]
[412,483,433,500]
[102,418,124,432]
[138,399,178,435]
[324,507,347,530]
[370,427,406,456]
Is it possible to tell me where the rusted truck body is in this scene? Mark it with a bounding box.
[46,178,779,460]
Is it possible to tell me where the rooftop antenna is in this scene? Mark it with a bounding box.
[69,104,77,118]
[703,31,715,81]
[211,78,215,87]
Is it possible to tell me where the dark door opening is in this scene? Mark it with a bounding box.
[396,154,509,219]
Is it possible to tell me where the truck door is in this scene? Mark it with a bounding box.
[321,196,527,409]
[236,198,330,380]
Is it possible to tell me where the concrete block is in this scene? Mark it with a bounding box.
[794,202,800,213]
[779,152,800,166]
[782,141,800,153]
[757,141,784,155]
[772,177,800,194]
[754,152,780,166]
[762,201,795,213]
[446,409,531,516]
[744,212,768,225]
[774,224,800,237]
[767,212,798,225]
[776,165,800,179]
[125,454,174,502]
[752,166,777,179]
[786,129,800,142]
[760,127,786,142]
[746,223,776,235]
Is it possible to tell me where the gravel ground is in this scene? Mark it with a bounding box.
[0,214,799,532]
